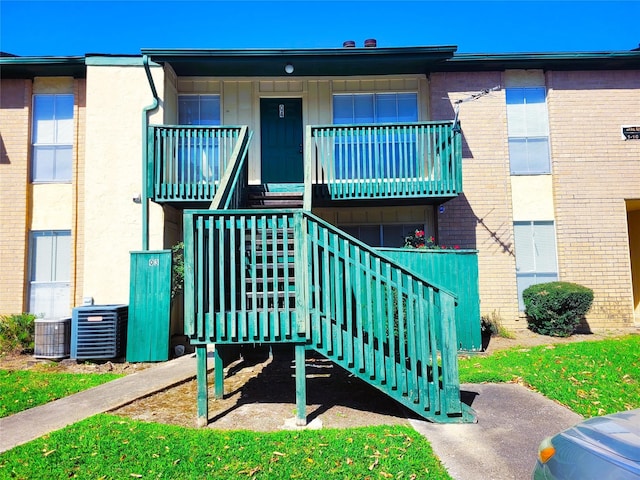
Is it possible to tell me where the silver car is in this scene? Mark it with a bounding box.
[533,408,640,479]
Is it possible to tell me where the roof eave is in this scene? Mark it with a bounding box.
[0,56,86,78]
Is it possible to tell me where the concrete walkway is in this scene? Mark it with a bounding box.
[0,357,582,480]
[0,354,201,453]
[412,383,582,480]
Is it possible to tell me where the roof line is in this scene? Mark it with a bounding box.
[141,46,459,57]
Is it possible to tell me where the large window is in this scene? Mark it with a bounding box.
[177,95,221,182]
[29,231,71,319]
[332,93,419,180]
[32,94,74,182]
[340,223,432,248]
[333,93,418,125]
[514,221,558,310]
[178,95,220,125]
[506,87,550,175]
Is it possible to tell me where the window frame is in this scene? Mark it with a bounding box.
[332,92,419,125]
[506,87,551,175]
[339,222,434,249]
[31,93,74,183]
[28,230,72,319]
[178,94,221,126]
[513,220,559,310]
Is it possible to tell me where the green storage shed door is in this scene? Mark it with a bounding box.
[127,250,172,362]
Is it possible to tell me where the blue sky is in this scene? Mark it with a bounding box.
[1,1,638,57]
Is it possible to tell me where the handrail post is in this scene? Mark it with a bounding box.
[295,343,307,426]
[303,125,313,211]
[294,211,310,337]
[439,292,463,415]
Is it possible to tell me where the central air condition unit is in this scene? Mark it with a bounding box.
[34,317,71,360]
[71,304,128,360]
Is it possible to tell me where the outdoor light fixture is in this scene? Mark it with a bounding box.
[284,63,294,74]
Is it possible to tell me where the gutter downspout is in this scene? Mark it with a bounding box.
[142,54,159,251]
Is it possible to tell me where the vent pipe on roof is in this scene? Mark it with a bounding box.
[343,40,356,48]
[364,38,377,48]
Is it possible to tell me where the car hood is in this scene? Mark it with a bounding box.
[561,409,640,462]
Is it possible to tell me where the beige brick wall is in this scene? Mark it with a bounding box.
[0,80,31,314]
[430,72,522,327]
[547,70,640,329]
[72,79,86,308]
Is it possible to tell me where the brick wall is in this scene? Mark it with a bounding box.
[72,79,86,307]
[430,72,522,326]
[547,70,640,328]
[0,80,31,314]
[430,69,640,330]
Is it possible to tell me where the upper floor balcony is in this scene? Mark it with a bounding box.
[147,121,462,207]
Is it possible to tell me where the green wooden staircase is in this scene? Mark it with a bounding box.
[179,124,475,426]
[184,210,475,426]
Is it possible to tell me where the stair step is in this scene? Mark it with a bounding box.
[248,202,304,209]
[245,291,296,298]
[248,192,303,199]
[246,186,304,209]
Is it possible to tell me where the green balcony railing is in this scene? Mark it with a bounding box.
[148,125,247,202]
[307,121,462,201]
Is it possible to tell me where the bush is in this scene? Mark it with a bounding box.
[0,313,36,354]
[481,310,515,339]
[171,241,185,301]
[523,282,593,337]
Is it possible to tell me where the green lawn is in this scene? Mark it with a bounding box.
[459,334,640,417]
[0,370,122,418]
[0,417,450,479]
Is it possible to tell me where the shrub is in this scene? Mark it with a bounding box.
[481,310,515,339]
[523,282,594,337]
[171,241,185,301]
[0,313,37,354]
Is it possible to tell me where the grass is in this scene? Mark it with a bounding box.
[0,369,122,418]
[459,334,640,417]
[0,416,451,479]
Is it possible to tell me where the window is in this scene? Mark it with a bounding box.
[340,223,431,248]
[28,231,71,319]
[32,94,74,182]
[506,87,550,175]
[332,93,419,180]
[514,221,558,310]
[333,93,418,125]
[178,95,220,125]
[177,95,221,182]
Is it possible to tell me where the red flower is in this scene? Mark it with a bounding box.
[415,230,425,237]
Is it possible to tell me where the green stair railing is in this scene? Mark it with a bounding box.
[209,128,252,210]
[307,121,462,201]
[183,209,474,423]
[148,125,248,202]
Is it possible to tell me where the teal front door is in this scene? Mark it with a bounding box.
[260,98,303,183]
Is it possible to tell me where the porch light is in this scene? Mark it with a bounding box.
[284,63,294,74]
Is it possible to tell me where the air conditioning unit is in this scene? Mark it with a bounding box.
[71,305,128,360]
[34,317,71,360]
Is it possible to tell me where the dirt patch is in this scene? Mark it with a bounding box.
[1,329,633,431]
[114,350,413,431]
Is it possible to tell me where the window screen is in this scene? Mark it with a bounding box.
[333,93,418,125]
[178,95,221,125]
[32,94,74,182]
[29,231,71,318]
[340,224,427,248]
[514,221,558,310]
[506,87,550,175]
